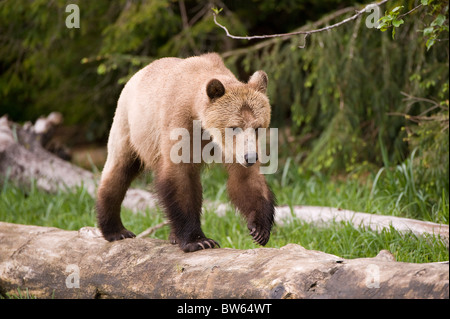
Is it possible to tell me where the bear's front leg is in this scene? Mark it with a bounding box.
[226,164,275,246]
[155,164,219,252]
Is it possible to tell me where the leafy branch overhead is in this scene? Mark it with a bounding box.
[378,0,449,49]
[212,0,390,47]
[213,0,449,50]
[377,5,406,39]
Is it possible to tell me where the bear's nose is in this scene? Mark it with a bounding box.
[244,152,258,166]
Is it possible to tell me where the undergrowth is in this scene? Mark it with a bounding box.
[1,162,448,264]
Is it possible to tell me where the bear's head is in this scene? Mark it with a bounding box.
[202,71,271,168]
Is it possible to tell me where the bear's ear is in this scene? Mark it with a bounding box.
[248,70,268,94]
[206,79,225,101]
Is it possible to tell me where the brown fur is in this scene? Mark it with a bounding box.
[96,53,275,252]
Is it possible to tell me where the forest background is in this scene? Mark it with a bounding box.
[0,0,448,261]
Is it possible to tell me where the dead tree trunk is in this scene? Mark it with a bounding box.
[0,115,158,213]
[0,222,448,299]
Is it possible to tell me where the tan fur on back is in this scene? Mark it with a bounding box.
[105,53,270,172]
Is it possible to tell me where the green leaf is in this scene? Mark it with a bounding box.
[392,18,404,27]
[391,6,404,13]
[423,27,434,37]
[211,7,223,15]
[97,63,106,75]
[379,15,393,22]
[377,16,391,31]
[421,0,429,5]
[431,14,446,27]
[426,38,436,50]
[377,20,388,31]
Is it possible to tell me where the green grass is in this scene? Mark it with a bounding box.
[1,162,448,264]
[1,288,38,299]
[200,208,448,263]
[202,159,449,224]
[0,180,95,230]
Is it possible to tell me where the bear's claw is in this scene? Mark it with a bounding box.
[103,228,136,242]
[180,238,220,252]
[249,227,270,246]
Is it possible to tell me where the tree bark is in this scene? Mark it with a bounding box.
[0,222,448,299]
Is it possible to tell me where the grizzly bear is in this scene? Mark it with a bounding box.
[96,53,275,252]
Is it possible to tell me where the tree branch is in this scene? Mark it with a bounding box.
[213,0,390,43]
[220,6,356,58]
[398,4,423,19]
[137,221,170,238]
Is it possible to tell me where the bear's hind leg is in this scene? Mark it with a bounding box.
[96,156,142,241]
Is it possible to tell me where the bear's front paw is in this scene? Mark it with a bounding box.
[248,224,271,246]
[180,237,220,253]
[102,228,136,242]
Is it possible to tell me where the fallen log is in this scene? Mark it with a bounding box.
[1,114,448,240]
[0,222,448,299]
[0,115,158,213]
[275,205,449,240]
